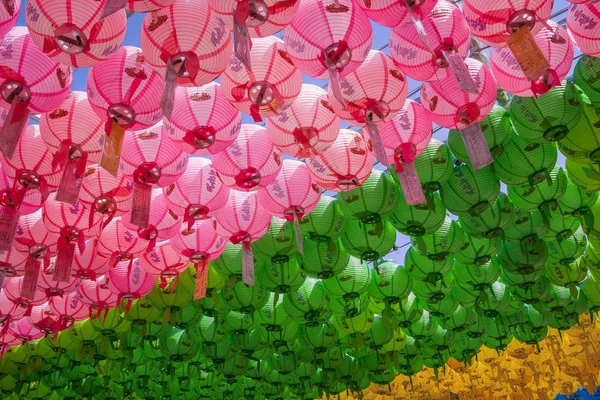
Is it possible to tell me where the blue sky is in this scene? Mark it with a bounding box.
[14,0,574,262]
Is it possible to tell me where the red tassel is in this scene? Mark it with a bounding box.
[52,140,71,171]
[159,277,167,289]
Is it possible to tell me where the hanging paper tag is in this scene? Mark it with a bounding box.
[506,26,550,82]
[21,258,40,300]
[293,211,304,256]
[160,59,178,122]
[55,155,87,205]
[100,123,125,176]
[0,270,4,294]
[0,101,29,159]
[442,49,479,94]
[233,17,252,71]
[193,260,208,300]
[397,163,426,205]
[0,205,20,252]
[460,122,493,171]
[130,182,152,229]
[100,0,127,19]
[54,242,75,283]
[365,119,390,168]
[242,243,255,286]
[325,63,346,109]
[405,1,431,51]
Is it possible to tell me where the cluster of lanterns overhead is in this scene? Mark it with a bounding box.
[0,0,598,399]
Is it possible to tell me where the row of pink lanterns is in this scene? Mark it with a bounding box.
[0,0,593,350]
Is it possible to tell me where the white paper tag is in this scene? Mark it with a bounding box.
[233,17,252,71]
[397,163,425,205]
[242,244,255,286]
[0,205,20,252]
[100,0,127,20]
[442,49,479,94]
[160,59,178,122]
[130,182,152,229]
[366,120,390,168]
[293,212,304,256]
[460,122,493,171]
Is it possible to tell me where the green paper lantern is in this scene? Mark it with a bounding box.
[484,317,512,342]
[194,287,231,318]
[458,193,515,239]
[359,350,392,373]
[221,280,269,314]
[188,315,227,346]
[426,325,456,353]
[507,166,568,224]
[368,260,412,306]
[297,321,338,356]
[159,329,200,362]
[333,309,374,337]
[558,99,600,164]
[453,257,501,295]
[500,264,546,289]
[455,234,501,266]
[449,105,513,163]
[282,277,330,325]
[211,243,266,280]
[543,211,580,243]
[257,257,306,294]
[202,336,238,365]
[450,333,482,365]
[255,293,293,332]
[396,293,423,329]
[215,352,249,378]
[503,208,550,245]
[410,217,465,261]
[252,217,299,264]
[340,219,396,262]
[565,158,600,192]
[574,55,600,104]
[338,169,399,223]
[441,164,500,217]
[463,314,492,339]
[147,283,193,317]
[330,291,371,319]
[483,335,513,352]
[475,282,513,318]
[411,274,454,305]
[513,324,548,350]
[582,200,600,245]
[222,310,257,335]
[510,276,553,305]
[299,195,347,241]
[532,284,573,314]
[452,282,479,309]
[545,257,588,291]
[389,191,446,237]
[404,245,453,284]
[440,305,476,333]
[264,320,300,354]
[510,81,582,143]
[498,239,547,275]
[404,310,437,340]
[379,330,406,354]
[546,228,587,265]
[363,315,394,350]
[414,138,454,193]
[493,134,557,187]
[558,174,599,219]
[232,328,267,357]
[298,238,350,279]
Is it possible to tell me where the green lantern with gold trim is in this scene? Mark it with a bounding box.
[455,234,501,266]
[338,169,399,223]
[252,217,299,264]
[282,277,330,325]
[410,217,465,262]
[389,191,445,237]
[404,245,453,285]
[458,193,515,239]
[299,195,347,242]
[414,138,454,195]
[298,238,349,279]
[341,218,396,263]
[566,158,600,192]
[574,55,600,105]
[441,164,500,217]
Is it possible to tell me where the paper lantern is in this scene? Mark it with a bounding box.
[341,218,396,263]
[3,276,47,314]
[79,164,133,229]
[77,277,120,319]
[0,0,19,40]
[0,165,42,217]
[390,191,445,237]
[379,99,432,204]
[171,219,227,299]
[413,139,454,205]
[356,0,436,27]
[411,217,465,261]
[107,259,156,310]
[567,2,600,57]
[462,0,553,47]
[490,22,574,97]
[214,190,272,286]
[139,242,187,285]
[573,55,600,105]
[221,36,302,122]
[298,195,346,242]
[212,124,282,192]
[96,218,148,268]
[266,84,340,158]
[390,0,471,82]
[421,57,497,170]
[36,259,79,298]
[140,0,232,86]
[7,318,43,342]
[307,129,373,192]
[448,105,514,164]
[87,46,164,132]
[71,240,109,281]
[502,208,549,246]
[25,0,127,67]
[565,158,600,193]
[299,238,349,279]
[48,291,88,330]
[252,217,298,264]
[405,245,454,286]
[0,248,27,282]
[558,100,600,164]
[119,122,187,230]
[126,0,177,12]
[441,164,500,217]
[284,0,372,105]
[163,83,242,156]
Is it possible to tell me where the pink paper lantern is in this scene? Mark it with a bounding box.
[27,303,59,335]
[0,27,72,114]
[13,210,59,273]
[420,58,497,129]
[256,159,321,222]
[40,91,104,164]
[171,219,227,297]
[567,2,600,56]
[139,242,187,286]
[107,258,156,310]
[126,0,177,12]
[0,165,41,216]
[0,290,26,326]
[3,276,47,314]
[390,0,472,82]
[212,124,282,192]
[328,50,408,126]
[490,21,574,97]
[221,36,302,122]
[79,164,134,229]
[462,0,553,47]
[163,83,242,156]
[36,260,79,298]
[0,249,26,283]
[119,122,187,231]
[25,0,126,67]
[96,217,148,268]
[266,84,341,158]
[284,0,373,80]
[163,157,229,230]
[87,46,164,133]
[0,0,20,39]
[48,291,88,328]
[307,129,374,192]
[207,0,299,37]
[355,0,437,28]
[71,241,110,281]
[77,276,119,319]
[122,191,183,252]
[140,0,232,87]
[7,318,44,342]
